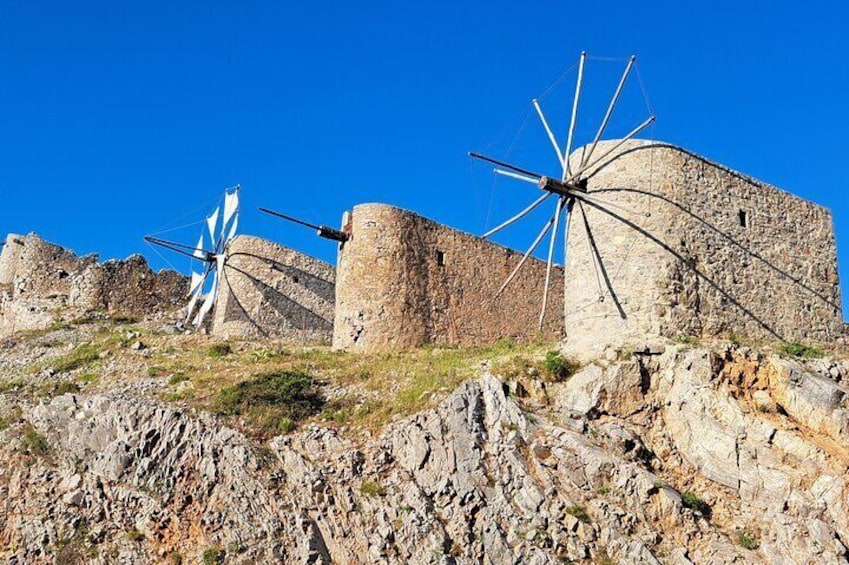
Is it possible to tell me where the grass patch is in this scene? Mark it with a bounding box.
[360,480,386,497]
[168,372,188,386]
[0,379,25,394]
[736,530,759,550]
[565,504,590,523]
[50,343,102,374]
[126,528,145,542]
[78,372,99,385]
[208,343,233,359]
[674,334,697,345]
[681,491,712,517]
[146,365,168,378]
[215,370,325,436]
[542,351,579,382]
[20,425,50,458]
[42,380,81,397]
[202,546,226,565]
[779,341,825,359]
[151,336,555,432]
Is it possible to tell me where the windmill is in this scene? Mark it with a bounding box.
[469,51,655,330]
[144,185,241,327]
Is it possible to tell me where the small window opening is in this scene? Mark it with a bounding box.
[436,250,445,267]
[292,275,300,284]
[738,210,749,228]
[57,270,69,280]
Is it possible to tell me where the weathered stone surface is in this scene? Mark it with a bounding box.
[333,204,565,352]
[552,361,646,419]
[1,342,849,564]
[0,233,186,335]
[563,141,843,355]
[768,357,849,444]
[212,235,335,342]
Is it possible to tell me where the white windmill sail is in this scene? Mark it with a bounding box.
[206,207,220,244]
[221,188,240,246]
[194,188,239,328]
[186,271,206,322]
[193,271,218,327]
[192,233,206,259]
[225,214,238,243]
[223,189,239,226]
[145,185,241,329]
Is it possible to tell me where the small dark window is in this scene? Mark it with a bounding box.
[57,269,69,279]
[436,250,445,267]
[292,275,300,284]
[738,210,749,228]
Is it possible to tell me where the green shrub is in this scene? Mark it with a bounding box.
[51,343,101,373]
[126,529,145,542]
[215,371,325,435]
[779,341,825,359]
[736,530,759,550]
[108,315,139,325]
[45,380,81,397]
[20,425,50,458]
[565,504,590,523]
[360,480,386,497]
[202,546,226,565]
[168,372,188,386]
[78,372,99,385]
[146,366,167,378]
[542,351,580,382]
[208,343,233,359]
[276,417,295,434]
[681,491,712,517]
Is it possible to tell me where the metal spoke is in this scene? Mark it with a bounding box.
[562,51,586,179]
[539,196,565,330]
[494,168,539,185]
[483,192,552,239]
[568,114,655,182]
[581,55,636,168]
[496,213,557,297]
[532,99,564,169]
[562,197,576,322]
[468,152,543,181]
[144,236,214,262]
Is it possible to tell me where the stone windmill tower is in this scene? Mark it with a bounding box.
[469,52,842,354]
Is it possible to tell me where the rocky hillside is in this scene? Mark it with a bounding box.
[0,318,848,564]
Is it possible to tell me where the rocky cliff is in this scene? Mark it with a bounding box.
[0,320,848,564]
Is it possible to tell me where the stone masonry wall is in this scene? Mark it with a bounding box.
[0,233,187,335]
[0,234,26,286]
[562,140,843,354]
[333,204,565,352]
[212,235,335,343]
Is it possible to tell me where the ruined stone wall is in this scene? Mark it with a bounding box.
[72,256,188,315]
[212,235,335,343]
[563,140,843,354]
[0,234,25,286]
[333,204,565,352]
[0,233,188,335]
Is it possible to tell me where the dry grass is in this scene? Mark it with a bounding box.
[146,335,552,432]
[9,319,556,436]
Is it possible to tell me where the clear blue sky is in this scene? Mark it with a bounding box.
[1,2,847,318]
